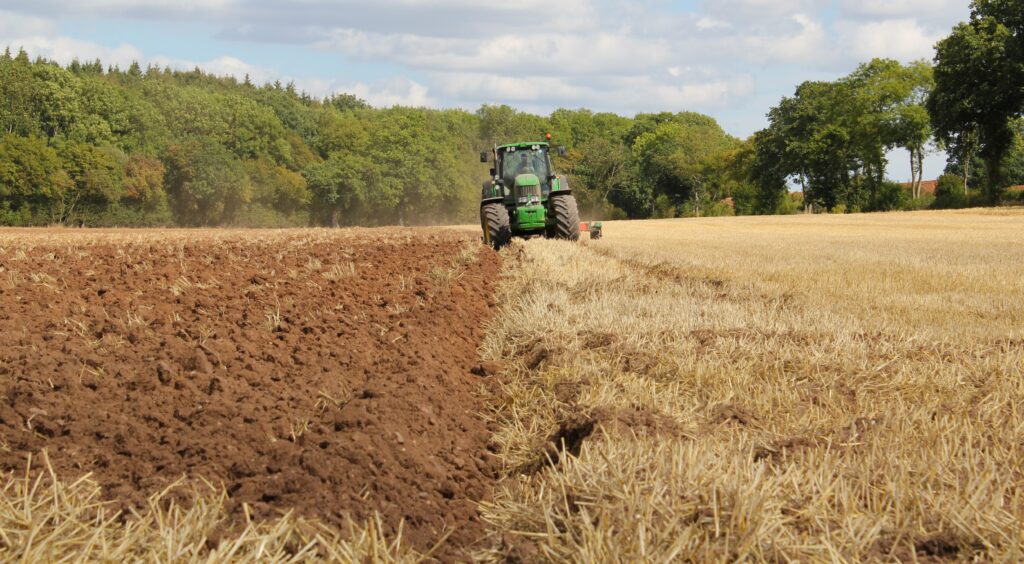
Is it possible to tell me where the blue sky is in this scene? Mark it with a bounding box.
[0,0,970,180]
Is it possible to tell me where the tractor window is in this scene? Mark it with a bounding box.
[500,148,551,190]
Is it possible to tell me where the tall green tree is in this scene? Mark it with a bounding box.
[163,137,251,225]
[123,154,167,210]
[56,141,127,222]
[304,152,372,227]
[0,134,72,221]
[570,136,631,218]
[753,81,858,211]
[246,158,310,217]
[889,62,935,198]
[31,63,82,139]
[945,119,1024,190]
[477,105,550,146]
[754,60,936,212]
[929,0,1024,201]
[631,114,737,216]
[0,49,40,137]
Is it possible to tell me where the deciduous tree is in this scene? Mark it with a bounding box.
[929,0,1024,201]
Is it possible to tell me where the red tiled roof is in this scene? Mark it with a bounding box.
[899,182,1024,194]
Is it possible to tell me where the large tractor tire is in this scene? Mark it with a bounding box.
[548,194,581,241]
[481,202,512,250]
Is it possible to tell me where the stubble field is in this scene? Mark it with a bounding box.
[1,209,1022,562]
[481,209,1024,561]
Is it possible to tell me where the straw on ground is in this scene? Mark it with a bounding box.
[478,209,1024,561]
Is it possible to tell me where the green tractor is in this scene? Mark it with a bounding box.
[479,140,580,249]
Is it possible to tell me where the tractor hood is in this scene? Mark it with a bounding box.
[513,173,545,230]
[515,173,541,188]
[514,174,542,205]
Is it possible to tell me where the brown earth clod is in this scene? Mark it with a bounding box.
[0,228,502,558]
[591,406,685,439]
[709,402,759,427]
[471,360,506,378]
[517,415,598,475]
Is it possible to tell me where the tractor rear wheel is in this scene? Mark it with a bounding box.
[481,202,512,250]
[548,194,580,241]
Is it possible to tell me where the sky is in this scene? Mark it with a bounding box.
[0,0,971,181]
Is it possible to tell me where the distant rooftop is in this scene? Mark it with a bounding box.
[898,181,1024,194]
[898,180,938,195]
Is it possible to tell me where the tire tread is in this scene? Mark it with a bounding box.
[481,203,512,249]
[549,194,581,241]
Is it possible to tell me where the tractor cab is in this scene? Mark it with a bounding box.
[498,144,553,198]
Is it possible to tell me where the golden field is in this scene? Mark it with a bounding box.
[480,209,1024,561]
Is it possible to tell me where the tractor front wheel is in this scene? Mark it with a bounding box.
[548,194,581,241]
[481,202,512,250]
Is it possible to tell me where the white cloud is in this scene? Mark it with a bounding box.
[318,28,672,77]
[701,0,823,23]
[739,13,834,65]
[341,78,436,108]
[292,76,435,107]
[835,18,942,61]
[0,10,55,36]
[4,31,434,110]
[149,54,273,82]
[4,34,144,69]
[12,0,596,39]
[4,31,270,84]
[0,9,147,67]
[434,71,755,114]
[696,16,730,30]
[0,0,974,132]
[838,0,965,23]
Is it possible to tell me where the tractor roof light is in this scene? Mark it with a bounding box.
[546,133,552,140]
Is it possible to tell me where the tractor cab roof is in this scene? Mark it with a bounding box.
[496,142,550,151]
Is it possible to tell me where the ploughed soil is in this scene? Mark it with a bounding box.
[0,228,500,555]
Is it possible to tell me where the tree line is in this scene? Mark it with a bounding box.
[0,50,488,227]
[0,48,755,226]
[750,0,1024,213]
[1,0,1022,227]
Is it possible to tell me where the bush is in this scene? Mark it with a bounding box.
[777,192,801,215]
[903,194,935,210]
[652,194,676,219]
[83,203,174,227]
[933,174,970,209]
[706,200,736,217]
[581,200,628,221]
[0,202,48,225]
[605,206,628,221]
[1002,188,1024,205]
[231,204,308,228]
[871,181,909,211]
